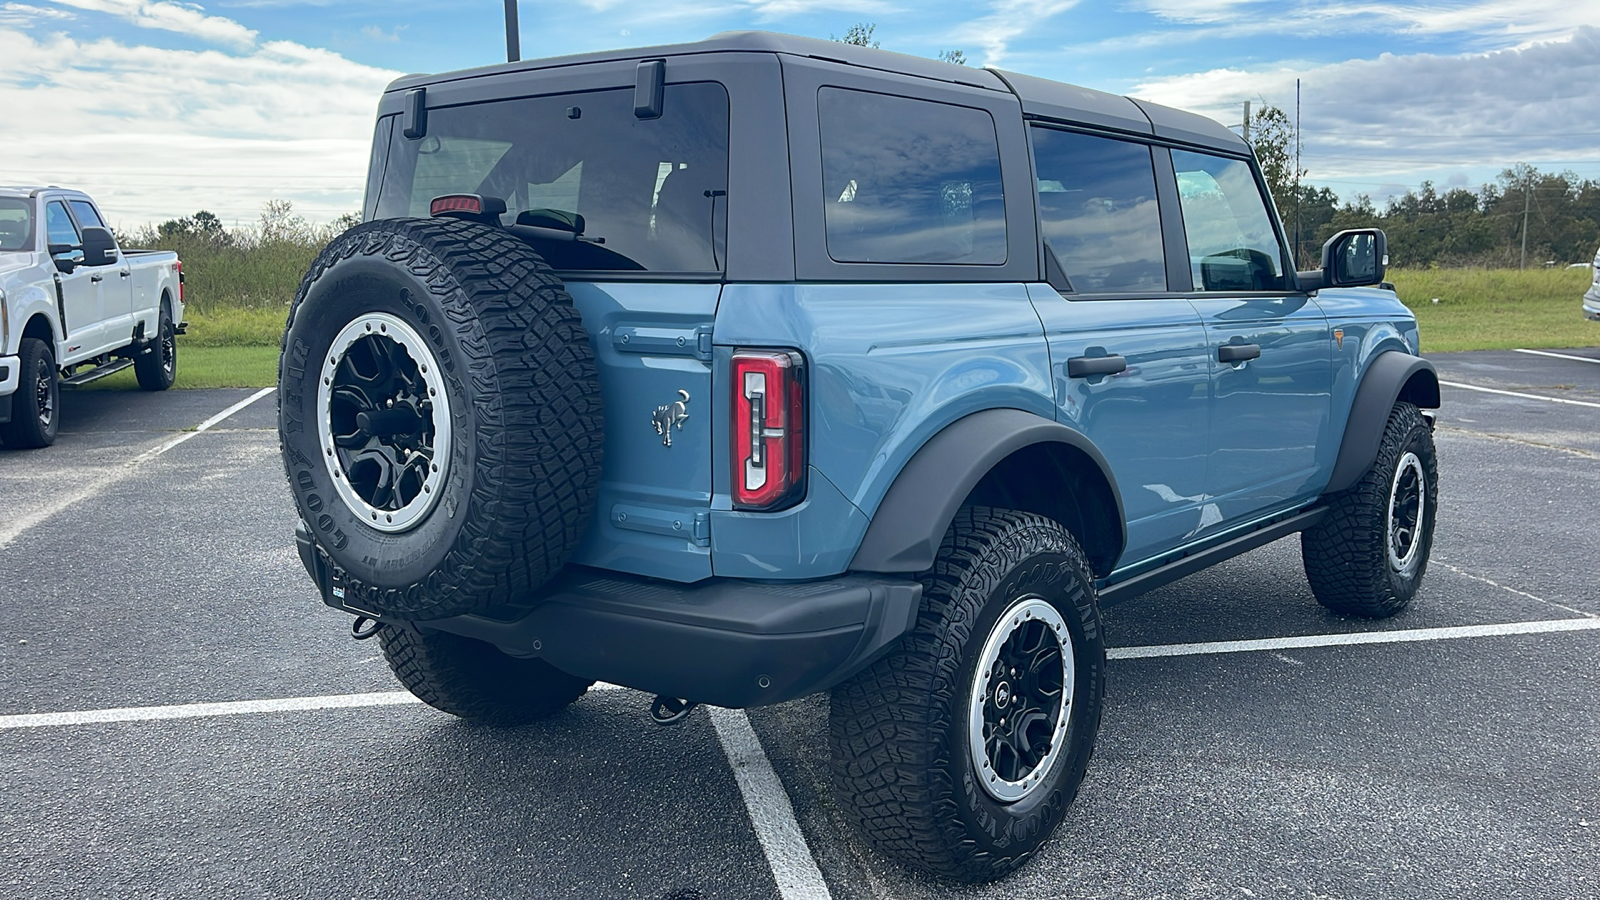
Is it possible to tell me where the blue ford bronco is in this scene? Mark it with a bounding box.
[279,32,1440,881]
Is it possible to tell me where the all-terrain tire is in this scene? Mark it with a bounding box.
[2,337,59,449]
[379,625,593,725]
[134,301,177,391]
[278,218,603,619]
[829,507,1106,882]
[1301,401,1437,617]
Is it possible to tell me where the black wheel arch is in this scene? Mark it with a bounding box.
[849,408,1126,577]
[1326,351,1440,494]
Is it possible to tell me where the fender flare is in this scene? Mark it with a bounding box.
[849,408,1125,573]
[1326,351,1440,494]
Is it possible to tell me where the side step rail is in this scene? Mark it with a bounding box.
[62,358,134,387]
[1097,506,1328,607]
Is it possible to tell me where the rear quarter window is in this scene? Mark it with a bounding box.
[817,88,1006,265]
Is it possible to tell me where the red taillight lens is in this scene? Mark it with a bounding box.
[430,194,484,217]
[732,349,806,510]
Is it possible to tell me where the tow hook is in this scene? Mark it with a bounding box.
[350,616,384,640]
[649,695,698,725]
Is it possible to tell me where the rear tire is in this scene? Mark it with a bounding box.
[1302,402,1437,617]
[134,303,177,391]
[2,337,59,449]
[379,625,593,725]
[829,507,1105,882]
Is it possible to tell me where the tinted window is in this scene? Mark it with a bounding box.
[376,83,729,273]
[68,200,106,230]
[45,201,78,246]
[0,198,33,252]
[1030,127,1165,293]
[818,88,1005,265]
[1171,150,1287,291]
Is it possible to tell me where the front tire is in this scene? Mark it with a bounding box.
[379,625,593,726]
[1302,401,1438,617]
[2,337,59,449]
[829,507,1106,882]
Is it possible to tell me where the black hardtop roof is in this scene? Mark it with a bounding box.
[388,30,1244,153]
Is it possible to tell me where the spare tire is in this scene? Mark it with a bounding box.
[278,218,603,620]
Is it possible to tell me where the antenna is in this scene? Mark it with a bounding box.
[504,0,520,62]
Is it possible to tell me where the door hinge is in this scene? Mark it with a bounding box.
[693,511,711,546]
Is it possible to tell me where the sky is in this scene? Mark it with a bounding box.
[1,1,1598,231]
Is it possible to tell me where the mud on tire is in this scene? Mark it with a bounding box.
[278,218,603,620]
[1301,401,1438,618]
[829,507,1106,882]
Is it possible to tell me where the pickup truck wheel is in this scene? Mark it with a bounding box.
[2,337,59,449]
[829,507,1105,882]
[1302,402,1437,617]
[279,218,603,619]
[134,304,177,391]
[379,625,593,725]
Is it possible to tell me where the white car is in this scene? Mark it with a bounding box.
[0,187,184,448]
[1585,246,1600,321]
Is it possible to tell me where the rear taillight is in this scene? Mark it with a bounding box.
[732,349,806,510]
[175,260,184,303]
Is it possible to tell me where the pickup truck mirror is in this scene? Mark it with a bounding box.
[80,226,118,267]
[49,243,84,273]
[1297,228,1388,291]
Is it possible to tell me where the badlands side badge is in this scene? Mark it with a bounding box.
[652,390,690,447]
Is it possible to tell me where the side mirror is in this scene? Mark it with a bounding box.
[49,243,84,274]
[1299,229,1387,290]
[80,226,119,267]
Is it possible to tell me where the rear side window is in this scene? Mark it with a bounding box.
[0,198,33,251]
[68,200,106,230]
[1170,150,1288,291]
[1030,127,1165,293]
[376,83,729,274]
[45,201,78,247]
[818,88,1006,265]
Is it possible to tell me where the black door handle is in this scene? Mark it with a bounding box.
[90,274,103,283]
[1218,343,1261,363]
[120,270,131,278]
[1067,354,1128,378]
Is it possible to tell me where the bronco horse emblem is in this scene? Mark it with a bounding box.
[652,390,691,447]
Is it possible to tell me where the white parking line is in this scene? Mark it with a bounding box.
[1108,617,1600,660]
[1514,348,1600,365]
[0,691,420,730]
[0,387,273,551]
[1440,380,1600,409]
[709,707,834,900]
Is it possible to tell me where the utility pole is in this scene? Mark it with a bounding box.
[1520,188,1530,270]
[504,0,520,62]
[1242,100,1251,144]
[1294,79,1302,267]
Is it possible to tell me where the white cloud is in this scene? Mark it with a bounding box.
[951,0,1080,67]
[0,25,399,226]
[47,0,258,49]
[0,2,74,25]
[1131,27,1600,194]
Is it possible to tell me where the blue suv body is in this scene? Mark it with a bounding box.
[283,31,1440,881]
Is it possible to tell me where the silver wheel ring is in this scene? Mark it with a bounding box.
[967,595,1075,803]
[316,312,451,533]
[1387,450,1426,573]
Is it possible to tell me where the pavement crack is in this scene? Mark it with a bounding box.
[1433,423,1598,459]
[1433,559,1597,619]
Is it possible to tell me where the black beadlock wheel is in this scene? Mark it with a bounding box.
[379,625,593,725]
[134,302,177,391]
[2,337,59,449]
[1302,401,1438,618]
[829,507,1106,882]
[278,218,603,619]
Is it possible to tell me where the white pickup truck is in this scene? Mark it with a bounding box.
[0,187,184,448]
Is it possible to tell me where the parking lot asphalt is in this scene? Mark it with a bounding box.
[2,347,1597,900]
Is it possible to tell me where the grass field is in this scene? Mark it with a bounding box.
[76,265,1598,392]
[1391,267,1599,353]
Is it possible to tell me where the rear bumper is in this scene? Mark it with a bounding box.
[295,523,921,709]
[1584,284,1600,320]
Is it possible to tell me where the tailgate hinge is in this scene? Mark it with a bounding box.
[692,511,711,547]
